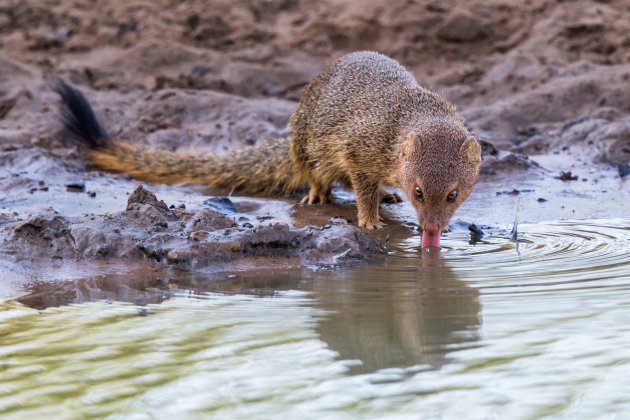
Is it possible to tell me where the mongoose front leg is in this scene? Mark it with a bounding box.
[352,175,385,229]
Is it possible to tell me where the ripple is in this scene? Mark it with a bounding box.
[2,219,630,418]
[398,218,630,296]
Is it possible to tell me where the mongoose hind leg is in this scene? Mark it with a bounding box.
[351,174,386,229]
[301,180,334,205]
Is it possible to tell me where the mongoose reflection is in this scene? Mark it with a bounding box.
[57,51,481,248]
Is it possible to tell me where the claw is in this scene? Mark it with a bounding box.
[358,219,386,229]
[301,189,334,205]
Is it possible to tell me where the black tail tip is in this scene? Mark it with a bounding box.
[55,79,109,149]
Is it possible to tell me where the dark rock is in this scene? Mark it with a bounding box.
[66,182,85,192]
[204,196,238,213]
[468,223,484,244]
[556,171,579,181]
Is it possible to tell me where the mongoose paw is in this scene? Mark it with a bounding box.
[381,193,403,204]
[300,191,334,205]
[358,219,387,230]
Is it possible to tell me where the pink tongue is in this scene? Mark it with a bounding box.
[421,230,442,248]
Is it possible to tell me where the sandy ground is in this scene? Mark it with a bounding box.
[1,0,629,289]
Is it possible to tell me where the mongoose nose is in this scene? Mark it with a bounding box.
[423,222,440,235]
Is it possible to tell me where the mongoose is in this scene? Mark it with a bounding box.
[56,51,481,248]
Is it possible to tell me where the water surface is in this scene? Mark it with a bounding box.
[2,218,630,418]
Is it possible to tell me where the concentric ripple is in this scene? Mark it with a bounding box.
[398,218,630,296]
[2,218,630,418]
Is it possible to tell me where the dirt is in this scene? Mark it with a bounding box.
[1,0,629,286]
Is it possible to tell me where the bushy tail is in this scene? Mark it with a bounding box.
[55,81,305,195]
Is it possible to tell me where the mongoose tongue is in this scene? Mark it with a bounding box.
[421,224,442,248]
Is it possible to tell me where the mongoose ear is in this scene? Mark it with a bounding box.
[460,136,481,165]
[401,132,416,158]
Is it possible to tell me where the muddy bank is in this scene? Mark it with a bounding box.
[1,0,629,283]
[2,185,384,271]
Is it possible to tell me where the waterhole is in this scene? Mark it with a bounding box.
[1,218,630,418]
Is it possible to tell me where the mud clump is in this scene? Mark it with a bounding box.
[187,208,236,233]
[126,185,170,214]
[480,152,537,176]
[1,186,384,270]
[12,212,74,260]
[436,10,487,43]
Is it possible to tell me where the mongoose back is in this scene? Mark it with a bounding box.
[57,51,481,248]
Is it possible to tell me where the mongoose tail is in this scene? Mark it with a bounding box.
[55,81,303,194]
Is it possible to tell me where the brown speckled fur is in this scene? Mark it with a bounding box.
[69,51,481,231]
[289,51,481,229]
[89,138,302,195]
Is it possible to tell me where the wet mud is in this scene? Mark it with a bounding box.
[1,0,629,285]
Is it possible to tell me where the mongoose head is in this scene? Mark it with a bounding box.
[399,122,481,248]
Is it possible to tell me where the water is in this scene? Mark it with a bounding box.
[2,218,630,419]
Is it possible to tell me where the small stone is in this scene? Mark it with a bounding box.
[204,196,238,213]
[66,182,86,192]
[468,223,484,244]
[555,171,578,181]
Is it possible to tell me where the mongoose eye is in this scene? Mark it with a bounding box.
[447,189,458,203]
[414,186,424,201]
